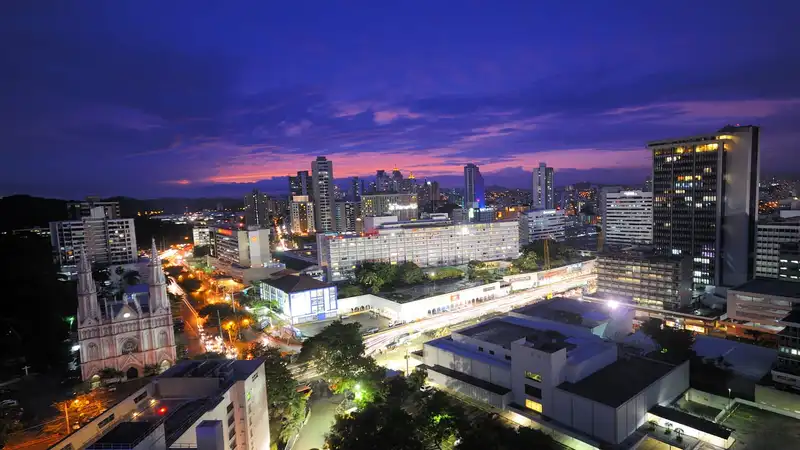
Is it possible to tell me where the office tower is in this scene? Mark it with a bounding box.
[464,163,485,208]
[519,209,566,245]
[755,216,800,279]
[603,190,653,247]
[375,169,390,192]
[192,226,211,246]
[50,207,137,267]
[311,156,335,232]
[644,176,653,193]
[390,167,404,192]
[597,249,692,310]
[532,162,555,210]
[318,219,519,281]
[77,239,176,381]
[350,176,362,201]
[289,170,313,197]
[361,193,418,222]
[67,196,120,219]
[418,180,441,210]
[648,125,760,288]
[244,189,270,227]
[209,226,271,268]
[289,195,315,234]
[334,200,362,233]
[400,172,418,193]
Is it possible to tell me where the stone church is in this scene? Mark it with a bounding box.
[78,239,176,381]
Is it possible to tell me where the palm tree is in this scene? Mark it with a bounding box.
[143,364,161,377]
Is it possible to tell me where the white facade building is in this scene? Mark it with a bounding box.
[258,275,338,324]
[532,162,555,210]
[755,216,800,279]
[50,207,138,267]
[290,195,315,235]
[192,226,211,246]
[422,299,689,446]
[361,193,418,222]
[209,226,271,268]
[317,219,520,282]
[603,190,653,246]
[519,209,566,245]
[77,239,176,381]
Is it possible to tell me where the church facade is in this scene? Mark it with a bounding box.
[77,239,177,381]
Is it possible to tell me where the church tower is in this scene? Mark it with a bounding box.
[78,240,177,381]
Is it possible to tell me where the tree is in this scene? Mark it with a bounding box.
[298,321,369,385]
[248,344,299,419]
[279,393,308,444]
[428,267,464,281]
[198,303,254,328]
[97,367,123,380]
[326,402,424,450]
[398,262,426,285]
[358,270,384,294]
[143,364,160,377]
[415,391,466,450]
[455,415,558,450]
[338,283,364,298]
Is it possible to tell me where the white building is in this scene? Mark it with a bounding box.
[312,156,335,232]
[727,278,800,329]
[192,226,211,246]
[317,219,520,282]
[603,190,653,247]
[755,216,800,279]
[50,206,137,267]
[519,209,566,245]
[361,193,418,222]
[422,299,689,446]
[55,359,269,450]
[532,162,555,210]
[78,240,176,381]
[258,275,338,324]
[209,226,271,269]
[290,195,315,235]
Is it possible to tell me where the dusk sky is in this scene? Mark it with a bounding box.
[2,1,800,199]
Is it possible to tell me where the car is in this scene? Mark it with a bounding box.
[363,327,379,334]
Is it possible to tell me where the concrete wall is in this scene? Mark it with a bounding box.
[427,368,510,409]
[423,342,511,389]
[171,395,232,448]
[685,387,729,411]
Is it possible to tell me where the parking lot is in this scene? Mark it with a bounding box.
[294,312,391,337]
[720,403,800,449]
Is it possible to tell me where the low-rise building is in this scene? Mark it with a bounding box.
[727,278,800,328]
[257,275,338,324]
[519,209,566,245]
[755,216,800,279]
[422,299,688,446]
[317,219,520,282]
[596,249,693,310]
[53,359,269,450]
[209,225,271,269]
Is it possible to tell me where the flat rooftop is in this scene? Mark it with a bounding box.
[90,421,156,447]
[557,356,678,408]
[159,359,262,382]
[730,278,800,299]
[458,320,537,349]
[513,297,611,329]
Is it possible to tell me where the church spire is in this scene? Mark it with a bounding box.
[148,238,169,314]
[77,248,100,324]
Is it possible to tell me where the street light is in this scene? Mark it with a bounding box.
[728,388,732,405]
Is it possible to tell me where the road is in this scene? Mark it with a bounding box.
[292,394,343,450]
[363,274,594,355]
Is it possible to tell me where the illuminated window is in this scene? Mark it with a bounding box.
[525,399,543,413]
[524,371,542,382]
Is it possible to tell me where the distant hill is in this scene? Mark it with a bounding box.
[0,195,241,232]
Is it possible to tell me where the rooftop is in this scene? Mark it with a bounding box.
[730,278,800,299]
[649,405,732,440]
[458,320,538,349]
[90,421,156,447]
[262,274,332,293]
[159,359,263,382]
[513,297,611,329]
[557,356,679,408]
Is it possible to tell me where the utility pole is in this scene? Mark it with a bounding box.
[217,310,224,341]
[64,401,70,434]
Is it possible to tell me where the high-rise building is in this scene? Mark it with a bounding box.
[361,193,418,222]
[375,169,390,192]
[50,207,137,267]
[350,176,362,201]
[603,190,653,247]
[67,196,121,220]
[243,189,270,227]
[192,226,211,246]
[390,167,404,192]
[649,125,760,288]
[77,240,176,381]
[289,170,312,197]
[643,176,653,193]
[418,180,441,210]
[464,163,485,208]
[755,216,800,279]
[209,225,271,268]
[596,249,693,310]
[779,243,800,281]
[290,195,315,234]
[334,200,362,233]
[532,162,555,210]
[519,209,566,245]
[311,156,335,232]
[317,219,519,281]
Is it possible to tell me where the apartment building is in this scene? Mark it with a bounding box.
[361,193,418,222]
[603,190,653,247]
[519,209,566,245]
[755,216,800,279]
[50,206,137,267]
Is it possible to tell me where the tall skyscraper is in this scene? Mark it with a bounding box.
[419,180,440,210]
[532,162,554,210]
[289,170,312,197]
[350,176,362,201]
[334,200,362,233]
[648,125,760,288]
[244,189,270,227]
[312,156,335,232]
[375,170,390,192]
[463,163,485,208]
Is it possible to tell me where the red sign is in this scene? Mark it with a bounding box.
[217,228,233,236]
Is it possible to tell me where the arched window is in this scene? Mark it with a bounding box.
[87,343,100,360]
[158,330,169,348]
[121,339,138,355]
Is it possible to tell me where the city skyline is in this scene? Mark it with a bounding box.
[3,2,800,199]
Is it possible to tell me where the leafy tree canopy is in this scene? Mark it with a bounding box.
[298,321,368,384]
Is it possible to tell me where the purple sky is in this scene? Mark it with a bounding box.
[2,1,800,199]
